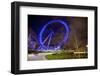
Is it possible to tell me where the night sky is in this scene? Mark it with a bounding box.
[28,15,69,35]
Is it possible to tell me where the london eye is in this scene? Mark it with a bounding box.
[38,20,70,51]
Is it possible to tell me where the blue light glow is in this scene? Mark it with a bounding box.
[38,20,70,51]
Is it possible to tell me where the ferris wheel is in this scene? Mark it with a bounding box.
[38,20,70,51]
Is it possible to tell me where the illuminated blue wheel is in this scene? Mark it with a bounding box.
[39,20,70,51]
